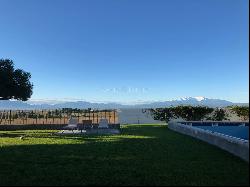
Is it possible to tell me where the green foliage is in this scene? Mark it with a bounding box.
[206,108,228,121]
[173,105,214,121]
[0,59,33,101]
[27,111,37,119]
[38,114,44,118]
[228,106,249,121]
[150,106,214,122]
[149,107,176,122]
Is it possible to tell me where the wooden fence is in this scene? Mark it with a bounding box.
[0,109,118,125]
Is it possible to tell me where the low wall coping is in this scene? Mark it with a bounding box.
[168,121,249,162]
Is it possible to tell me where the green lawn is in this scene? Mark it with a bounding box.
[0,124,249,186]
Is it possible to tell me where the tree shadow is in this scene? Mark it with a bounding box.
[0,132,27,138]
[0,125,163,140]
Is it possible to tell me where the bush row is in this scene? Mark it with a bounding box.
[149,105,249,122]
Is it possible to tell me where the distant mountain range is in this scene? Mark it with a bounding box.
[0,97,248,110]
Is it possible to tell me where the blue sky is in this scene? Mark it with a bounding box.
[0,0,249,103]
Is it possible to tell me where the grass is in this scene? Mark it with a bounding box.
[0,124,249,186]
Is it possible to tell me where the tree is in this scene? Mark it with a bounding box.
[206,108,228,121]
[172,105,214,121]
[228,106,249,121]
[0,59,33,101]
[149,107,176,122]
[150,106,214,122]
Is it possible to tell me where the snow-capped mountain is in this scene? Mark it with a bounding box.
[0,97,248,110]
[135,97,240,108]
[179,96,206,102]
[168,97,233,107]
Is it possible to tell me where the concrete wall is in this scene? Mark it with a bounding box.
[0,123,120,131]
[168,122,249,162]
[117,108,164,124]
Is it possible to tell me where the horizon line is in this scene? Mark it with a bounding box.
[3,97,249,105]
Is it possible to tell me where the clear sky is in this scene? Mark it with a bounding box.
[0,0,249,103]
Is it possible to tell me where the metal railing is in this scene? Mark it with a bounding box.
[0,109,118,125]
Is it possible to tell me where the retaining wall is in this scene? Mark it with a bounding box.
[0,124,120,131]
[168,122,249,162]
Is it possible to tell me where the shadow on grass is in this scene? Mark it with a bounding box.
[0,130,56,138]
[0,125,249,186]
[0,125,162,140]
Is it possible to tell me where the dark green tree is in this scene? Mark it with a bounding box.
[150,106,214,122]
[149,107,176,122]
[206,108,228,121]
[0,59,33,101]
[172,105,214,121]
[229,106,249,121]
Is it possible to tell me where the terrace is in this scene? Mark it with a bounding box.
[0,109,120,131]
